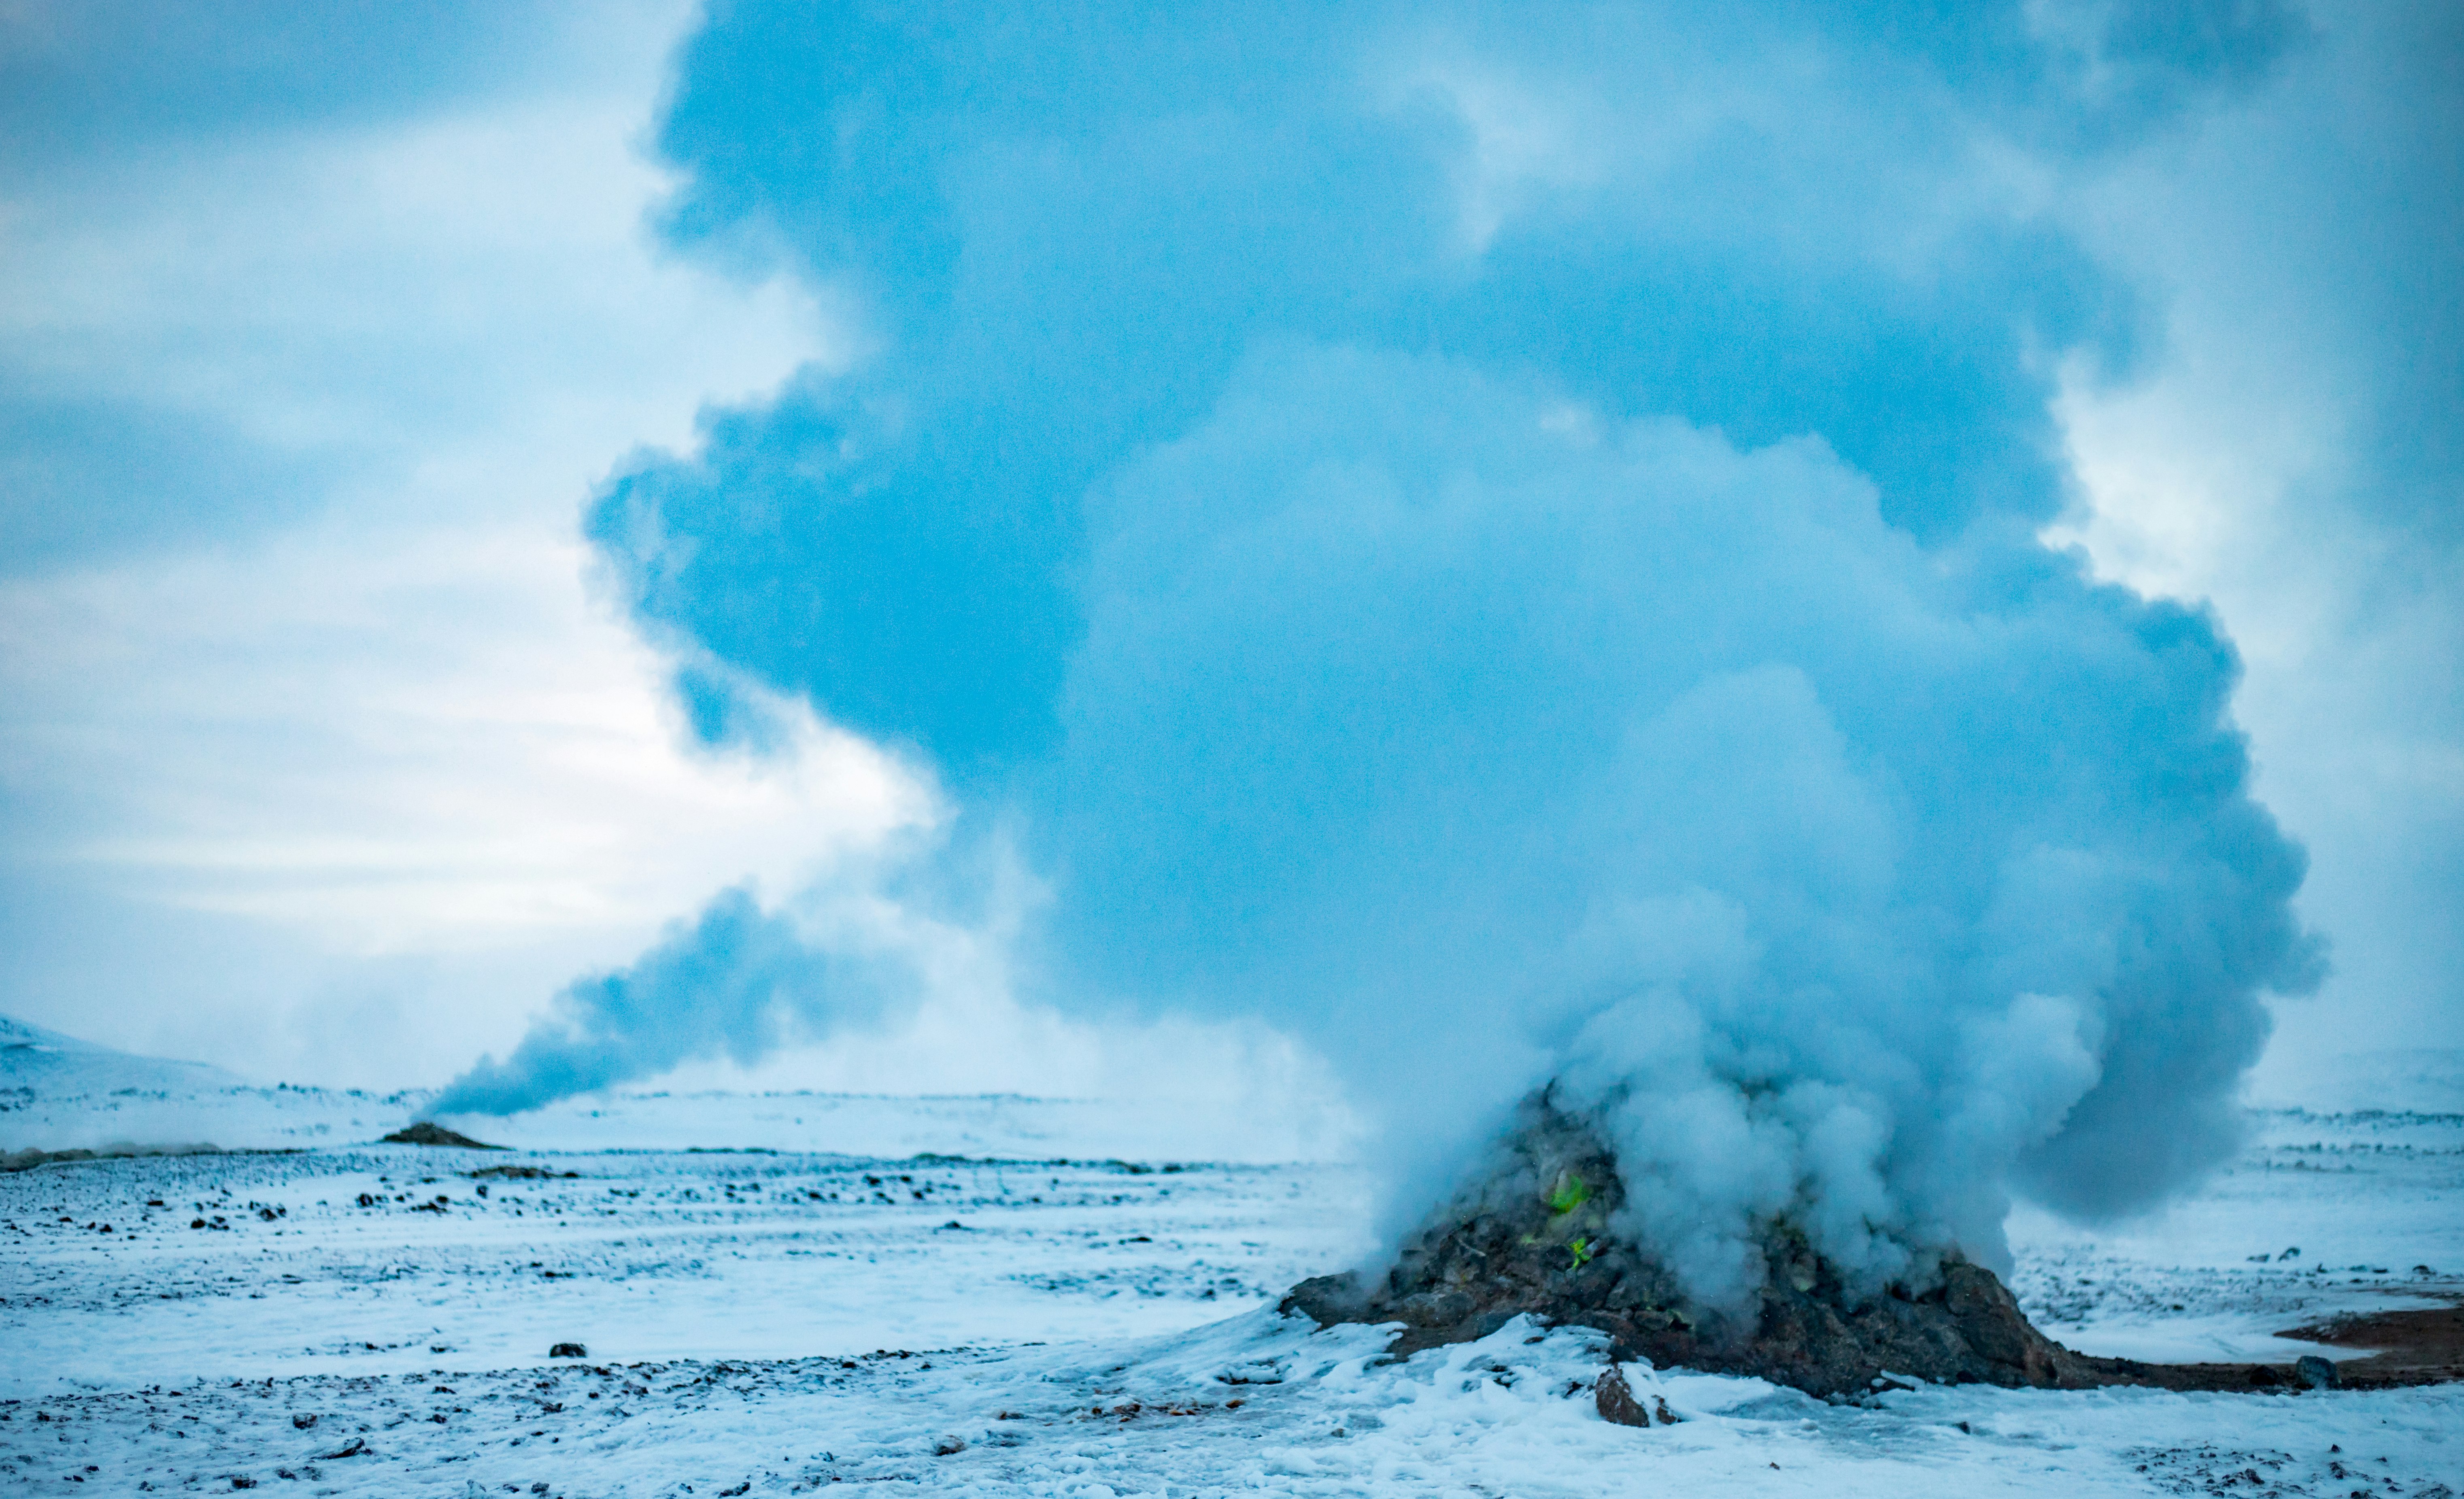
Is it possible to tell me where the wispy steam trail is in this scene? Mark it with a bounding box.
[431,890,882,1118]
[442,1,2331,1301]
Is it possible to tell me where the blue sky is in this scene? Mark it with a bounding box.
[0,0,2455,1176]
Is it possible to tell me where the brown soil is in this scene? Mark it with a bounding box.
[379,1121,504,1150]
[2277,1296,2464,1388]
[1280,1092,2460,1397]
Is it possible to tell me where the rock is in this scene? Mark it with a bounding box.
[380,1121,504,1150]
[932,1434,967,1455]
[290,1414,316,1430]
[549,1342,587,1359]
[2296,1355,2338,1390]
[1594,1366,1651,1427]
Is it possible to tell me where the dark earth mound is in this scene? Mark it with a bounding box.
[1283,1092,2425,1396]
[381,1121,504,1149]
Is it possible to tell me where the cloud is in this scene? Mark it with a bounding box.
[0,81,828,567]
[0,0,896,1086]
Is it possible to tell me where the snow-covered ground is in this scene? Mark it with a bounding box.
[2008,1105,2464,1368]
[4,1023,2459,1495]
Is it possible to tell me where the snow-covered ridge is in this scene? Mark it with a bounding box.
[1,1013,1349,1165]
[1,1014,244,1094]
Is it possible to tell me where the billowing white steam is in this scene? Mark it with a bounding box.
[438,2,2322,1307]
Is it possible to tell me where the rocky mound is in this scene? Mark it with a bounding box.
[1283,1092,2309,1396]
[381,1121,504,1150]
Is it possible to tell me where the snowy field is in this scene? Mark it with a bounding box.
[4,1027,2460,1496]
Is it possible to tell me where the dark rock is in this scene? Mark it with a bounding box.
[932,1434,967,1455]
[2296,1355,2337,1390]
[380,1122,504,1150]
[1594,1366,1650,1427]
[549,1343,587,1359]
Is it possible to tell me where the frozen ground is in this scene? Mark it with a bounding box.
[2008,1105,2464,1369]
[4,1025,2459,1495]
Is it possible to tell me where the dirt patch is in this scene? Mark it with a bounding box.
[379,1121,504,1150]
[2279,1295,2464,1388]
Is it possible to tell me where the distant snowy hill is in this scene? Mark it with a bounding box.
[1,1013,246,1095]
[2,1011,327,1155]
[0,1012,1349,1163]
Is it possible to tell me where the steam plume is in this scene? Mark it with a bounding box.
[440,1,2326,1302]
[430,889,890,1118]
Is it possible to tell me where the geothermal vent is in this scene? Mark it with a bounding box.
[1284,1092,2294,1397]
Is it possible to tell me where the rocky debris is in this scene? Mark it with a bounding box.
[550,1343,588,1359]
[1282,1091,2351,1398]
[1597,1361,1675,1420]
[468,1164,577,1179]
[381,1121,504,1150]
[1594,1365,1647,1426]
